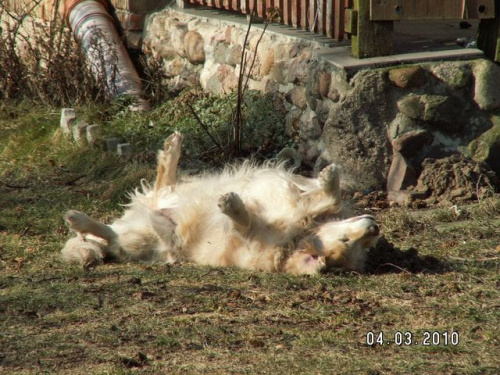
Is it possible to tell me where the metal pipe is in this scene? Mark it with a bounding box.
[66,0,149,110]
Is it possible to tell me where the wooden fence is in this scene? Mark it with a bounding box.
[183,0,351,41]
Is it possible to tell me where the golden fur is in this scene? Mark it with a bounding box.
[62,132,380,274]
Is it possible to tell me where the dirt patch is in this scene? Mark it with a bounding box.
[416,154,498,205]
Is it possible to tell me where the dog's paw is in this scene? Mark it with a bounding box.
[64,210,92,233]
[218,192,244,216]
[318,164,340,193]
[164,131,184,155]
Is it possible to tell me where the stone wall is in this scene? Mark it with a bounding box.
[140,7,500,200]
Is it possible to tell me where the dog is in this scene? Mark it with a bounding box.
[61,132,380,275]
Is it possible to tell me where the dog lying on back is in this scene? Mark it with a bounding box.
[62,132,380,275]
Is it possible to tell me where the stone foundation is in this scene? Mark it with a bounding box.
[139,7,500,198]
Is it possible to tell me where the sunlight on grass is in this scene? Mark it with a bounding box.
[1,101,499,374]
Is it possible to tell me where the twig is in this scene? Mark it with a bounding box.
[233,7,257,156]
[185,103,226,156]
[243,21,270,93]
[376,263,412,274]
[2,182,29,189]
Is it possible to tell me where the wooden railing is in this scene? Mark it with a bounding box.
[183,0,351,41]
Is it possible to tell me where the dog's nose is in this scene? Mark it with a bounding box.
[368,223,380,236]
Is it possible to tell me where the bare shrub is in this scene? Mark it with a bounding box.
[0,0,111,106]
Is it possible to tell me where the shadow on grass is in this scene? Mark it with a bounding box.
[365,237,449,275]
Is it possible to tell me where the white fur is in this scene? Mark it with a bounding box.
[62,133,380,274]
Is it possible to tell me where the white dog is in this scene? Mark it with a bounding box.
[62,132,380,275]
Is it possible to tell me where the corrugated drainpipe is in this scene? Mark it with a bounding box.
[66,0,149,110]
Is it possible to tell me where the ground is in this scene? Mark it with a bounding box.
[1,104,499,374]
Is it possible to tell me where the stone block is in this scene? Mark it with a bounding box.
[105,137,120,151]
[287,86,307,110]
[430,62,471,89]
[318,72,331,97]
[386,152,418,192]
[388,66,426,89]
[72,121,89,144]
[170,22,189,56]
[472,59,500,111]
[298,107,322,140]
[397,93,464,133]
[392,129,433,159]
[117,143,132,156]
[468,115,500,175]
[226,45,242,66]
[184,31,205,64]
[60,108,76,135]
[86,125,101,145]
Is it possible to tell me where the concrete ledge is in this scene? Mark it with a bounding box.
[176,6,484,73]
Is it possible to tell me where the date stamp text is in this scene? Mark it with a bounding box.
[365,331,459,346]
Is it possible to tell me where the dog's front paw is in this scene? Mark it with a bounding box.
[318,164,340,193]
[164,131,184,154]
[218,192,244,216]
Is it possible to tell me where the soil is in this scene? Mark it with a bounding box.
[416,154,498,205]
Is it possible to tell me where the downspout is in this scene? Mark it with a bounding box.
[65,0,149,111]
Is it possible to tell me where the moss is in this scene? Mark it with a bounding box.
[468,115,500,173]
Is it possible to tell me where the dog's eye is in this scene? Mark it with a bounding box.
[339,237,349,243]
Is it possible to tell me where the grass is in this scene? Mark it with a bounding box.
[1,101,499,374]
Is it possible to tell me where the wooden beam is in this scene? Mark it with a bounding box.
[478,0,500,61]
[370,0,495,20]
[351,0,393,58]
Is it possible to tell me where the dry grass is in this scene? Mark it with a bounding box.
[1,103,499,374]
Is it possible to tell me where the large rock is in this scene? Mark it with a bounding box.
[321,70,392,191]
[169,22,188,56]
[298,107,322,140]
[472,59,500,111]
[468,115,500,175]
[387,113,419,140]
[388,66,426,89]
[430,62,471,89]
[184,31,205,64]
[287,86,307,109]
[397,93,465,133]
[319,72,331,97]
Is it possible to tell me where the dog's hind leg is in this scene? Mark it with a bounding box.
[218,192,251,231]
[63,210,120,267]
[64,210,120,257]
[154,132,184,192]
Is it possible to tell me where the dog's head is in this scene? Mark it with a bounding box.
[307,215,380,273]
